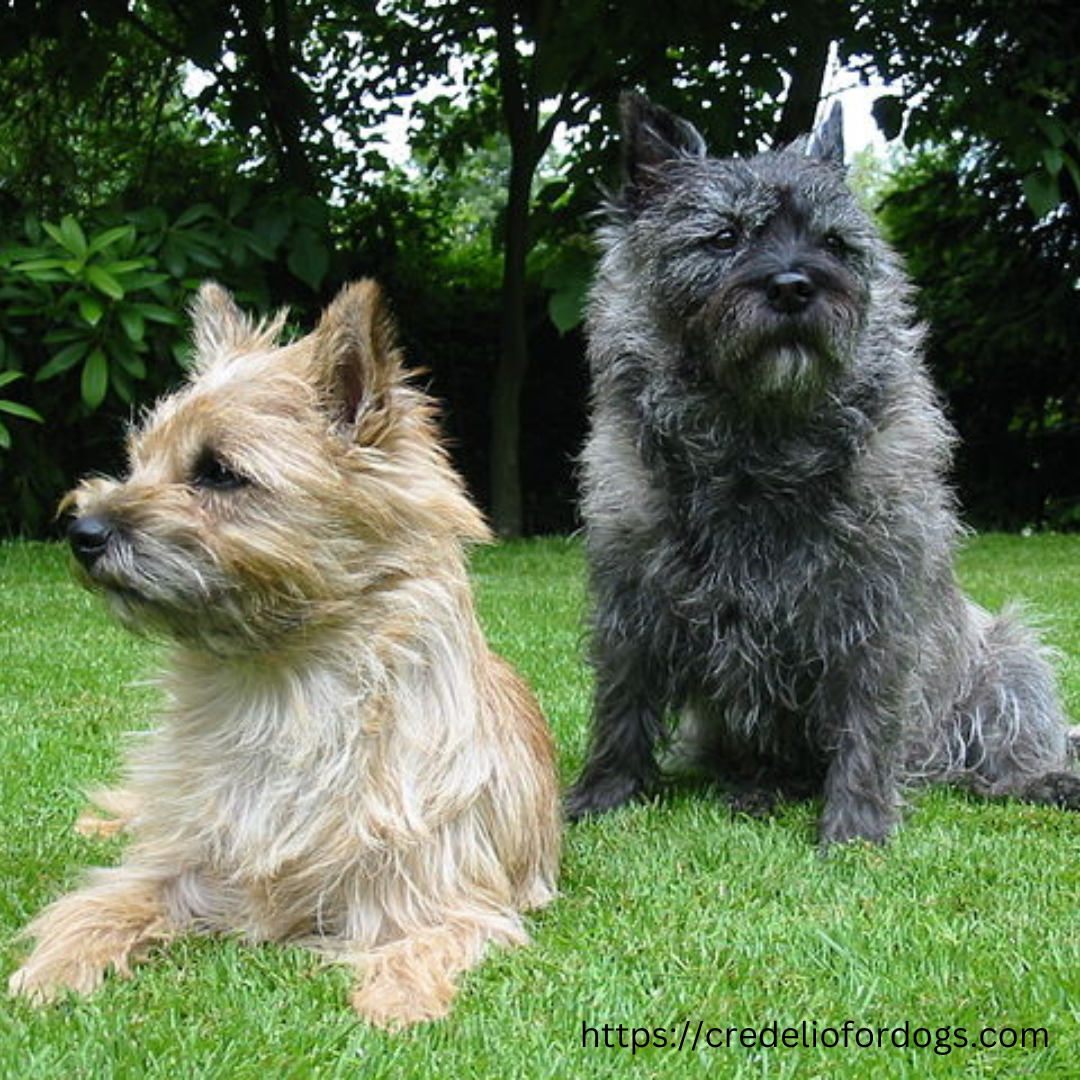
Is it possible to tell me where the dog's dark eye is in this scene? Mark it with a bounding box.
[823,232,849,257]
[191,450,249,491]
[710,226,740,252]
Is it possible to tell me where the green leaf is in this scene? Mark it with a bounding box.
[18,267,69,284]
[1064,154,1080,197]
[102,258,148,276]
[119,270,170,291]
[59,216,89,258]
[132,302,183,325]
[126,207,168,232]
[110,335,146,379]
[115,350,146,379]
[118,306,146,343]
[188,246,222,270]
[78,295,105,326]
[548,289,584,333]
[0,370,24,390]
[110,364,134,404]
[233,226,274,261]
[174,203,217,229]
[293,197,329,230]
[0,419,10,449]
[287,227,330,291]
[13,257,65,272]
[23,213,42,243]
[44,216,88,258]
[173,341,194,369]
[163,246,188,278]
[536,179,571,207]
[43,328,88,344]
[227,185,252,219]
[540,243,594,334]
[81,348,109,409]
[87,225,136,255]
[1023,170,1060,218]
[41,221,66,250]
[253,207,291,253]
[0,400,43,422]
[1043,147,1064,176]
[36,340,90,381]
[1033,113,1068,148]
[86,264,124,300]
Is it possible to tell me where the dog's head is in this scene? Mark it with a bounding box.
[602,93,889,408]
[64,281,486,654]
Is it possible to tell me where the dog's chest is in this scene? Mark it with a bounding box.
[662,468,845,614]
[631,440,870,694]
[197,746,359,871]
[138,671,378,880]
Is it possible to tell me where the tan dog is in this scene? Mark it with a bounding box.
[8,281,560,1026]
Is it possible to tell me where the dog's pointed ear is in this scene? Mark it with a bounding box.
[806,101,845,165]
[190,282,249,363]
[312,280,404,433]
[621,91,707,199]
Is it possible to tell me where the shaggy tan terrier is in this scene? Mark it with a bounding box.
[8,280,560,1026]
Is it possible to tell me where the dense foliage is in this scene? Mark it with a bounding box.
[879,149,1080,529]
[0,0,1076,534]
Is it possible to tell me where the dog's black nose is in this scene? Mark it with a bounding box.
[68,514,115,568]
[766,270,816,314]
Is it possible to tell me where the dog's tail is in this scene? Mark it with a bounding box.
[952,603,1080,806]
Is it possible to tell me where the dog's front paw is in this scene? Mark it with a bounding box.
[351,978,451,1029]
[8,955,108,1005]
[818,807,894,852]
[565,771,646,822]
[1019,770,1080,810]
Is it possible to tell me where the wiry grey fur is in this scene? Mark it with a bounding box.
[566,92,1080,847]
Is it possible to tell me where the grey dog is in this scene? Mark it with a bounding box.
[566,93,1080,847]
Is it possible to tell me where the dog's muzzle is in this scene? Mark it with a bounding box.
[68,514,117,570]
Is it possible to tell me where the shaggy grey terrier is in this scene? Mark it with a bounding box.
[566,93,1080,847]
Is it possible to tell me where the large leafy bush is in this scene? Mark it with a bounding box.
[0,196,332,533]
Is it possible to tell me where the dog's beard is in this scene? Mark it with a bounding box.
[689,322,839,404]
[686,290,864,407]
[755,341,821,396]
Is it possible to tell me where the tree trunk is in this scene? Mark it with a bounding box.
[489,144,533,537]
[774,5,834,146]
[236,0,318,195]
[489,0,541,538]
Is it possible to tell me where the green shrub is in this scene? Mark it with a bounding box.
[0,196,333,535]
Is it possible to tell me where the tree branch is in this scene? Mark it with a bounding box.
[118,8,185,57]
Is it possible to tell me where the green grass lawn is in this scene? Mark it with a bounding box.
[2,535,1080,1077]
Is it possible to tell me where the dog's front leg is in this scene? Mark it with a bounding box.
[566,634,666,821]
[348,913,527,1028]
[819,726,901,848]
[816,665,906,849]
[8,864,176,1004]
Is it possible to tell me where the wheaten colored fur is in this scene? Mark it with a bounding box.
[9,280,560,1026]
